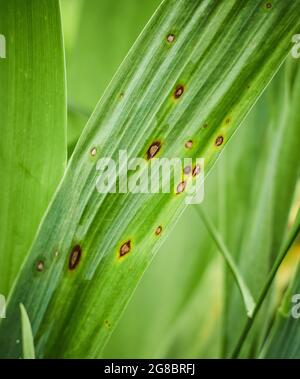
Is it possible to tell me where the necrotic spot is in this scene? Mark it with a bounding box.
[176,181,186,194]
[119,240,131,257]
[36,260,44,272]
[192,165,201,177]
[167,34,175,43]
[69,245,82,270]
[90,147,97,157]
[185,140,193,149]
[155,226,162,236]
[215,136,224,147]
[174,85,184,99]
[147,141,161,159]
[184,166,192,175]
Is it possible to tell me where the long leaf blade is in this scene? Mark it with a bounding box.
[1,0,300,358]
[0,0,67,295]
[20,304,35,359]
[196,207,256,317]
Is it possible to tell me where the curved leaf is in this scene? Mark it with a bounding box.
[1,0,300,358]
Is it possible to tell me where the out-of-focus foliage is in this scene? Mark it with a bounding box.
[61,0,161,155]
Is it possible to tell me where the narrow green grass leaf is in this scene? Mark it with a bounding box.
[225,61,300,357]
[260,258,300,358]
[1,0,300,358]
[0,0,67,296]
[195,207,256,318]
[232,206,300,358]
[20,304,35,359]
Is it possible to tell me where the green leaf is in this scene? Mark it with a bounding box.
[260,258,300,358]
[104,80,271,359]
[195,207,256,318]
[20,303,35,359]
[105,60,300,359]
[0,0,67,296]
[63,0,161,155]
[104,208,220,358]
[225,61,300,357]
[1,0,300,358]
[233,206,300,358]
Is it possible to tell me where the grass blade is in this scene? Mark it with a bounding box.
[224,60,300,357]
[0,0,67,296]
[260,258,300,358]
[232,206,300,358]
[195,207,256,318]
[20,304,35,359]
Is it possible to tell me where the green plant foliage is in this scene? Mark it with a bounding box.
[0,0,300,360]
[0,0,67,296]
[63,0,161,155]
[20,304,35,359]
[103,64,300,359]
[226,61,300,358]
[261,255,300,358]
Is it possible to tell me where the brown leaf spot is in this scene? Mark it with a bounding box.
[155,226,162,236]
[203,123,208,128]
[69,245,82,270]
[174,85,184,99]
[215,136,224,147]
[147,141,161,160]
[176,181,186,194]
[185,140,193,149]
[36,260,44,272]
[166,34,175,43]
[192,165,201,177]
[90,147,97,157]
[184,166,192,175]
[119,240,131,258]
[265,2,272,9]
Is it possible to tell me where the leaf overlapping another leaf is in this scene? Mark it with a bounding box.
[1,0,300,358]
